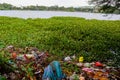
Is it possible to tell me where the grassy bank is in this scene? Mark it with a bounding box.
[0,16,120,66]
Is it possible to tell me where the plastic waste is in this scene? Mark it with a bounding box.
[82,68,93,73]
[16,55,24,61]
[84,63,91,68]
[24,54,34,59]
[64,56,72,61]
[95,62,103,67]
[31,51,39,59]
[6,45,14,53]
[42,65,55,80]
[8,60,14,65]
[79,56,84,63]
[76,63,83,67]
[42,61,66,80]
[50,61,66,80]
[12,52,17,59]
[33,53,39,59]
[6,45,14,49]
[16,54,34,61]
[71,54,76,59]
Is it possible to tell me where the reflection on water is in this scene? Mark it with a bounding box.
[0,10,120,20]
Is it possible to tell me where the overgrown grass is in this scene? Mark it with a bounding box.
[0,16,120,66]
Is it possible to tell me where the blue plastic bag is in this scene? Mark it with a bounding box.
[42,61,66,80]
[50,61,65,80]
[42,65,56,80]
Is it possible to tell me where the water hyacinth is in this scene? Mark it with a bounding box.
[0,16,120,66]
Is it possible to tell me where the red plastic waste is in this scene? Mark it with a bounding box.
[12,52,17,59]
[95,62,103,67]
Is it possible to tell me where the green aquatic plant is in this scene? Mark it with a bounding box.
[0,16,120,66]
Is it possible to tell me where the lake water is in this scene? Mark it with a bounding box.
[0,10,120,20]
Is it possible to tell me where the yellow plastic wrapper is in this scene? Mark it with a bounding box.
[79,56,84,62]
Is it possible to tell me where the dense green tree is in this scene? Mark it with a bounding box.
[0,3,93,12]
[89,0,120,13]
[66,7,75,11]
[0,3,12,10]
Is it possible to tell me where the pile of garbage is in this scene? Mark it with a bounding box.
[63,56,120,80]
[0,45,120,80]
[0,45,50,80]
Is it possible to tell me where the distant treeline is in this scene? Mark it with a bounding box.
[0,3,94,12]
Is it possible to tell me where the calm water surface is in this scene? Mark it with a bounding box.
[0,10,120,20]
